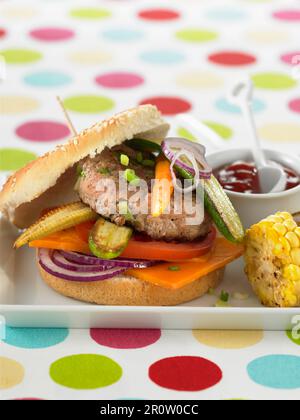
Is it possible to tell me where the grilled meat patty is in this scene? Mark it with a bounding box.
[77,145,211,242]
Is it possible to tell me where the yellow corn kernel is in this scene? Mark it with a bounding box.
[266,228,278,243]
[282,256,292,265]
[267,216,284,224]
[273,243,283,256]
[279,237,291,254]
[273,223,287,236]
[284,289,297,307]
[277,211,292,220]
[258,221,273,231]
[283,264,300,282]
[283,219,297,232]
[294,227,300,238]
[291,249,300,266]
[285,231,300,248]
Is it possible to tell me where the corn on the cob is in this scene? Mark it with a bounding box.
[14,202,97,249]
[244,212,300,307]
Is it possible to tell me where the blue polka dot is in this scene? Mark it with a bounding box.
[206,7,246,21]
[102,29,144,42]
[24,71,72,88]
[248,355,300,389]
[4,327,69,349]
[140,50,185,65]
[215,97,266,114]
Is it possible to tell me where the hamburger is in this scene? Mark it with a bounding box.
[0,105,244,306]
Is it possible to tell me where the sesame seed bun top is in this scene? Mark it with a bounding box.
[0,105,169,228]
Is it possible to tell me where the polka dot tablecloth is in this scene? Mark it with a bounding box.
[1,0,300,400]
[2,328,300,400]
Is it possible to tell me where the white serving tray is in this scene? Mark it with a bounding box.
[0,217,299,330]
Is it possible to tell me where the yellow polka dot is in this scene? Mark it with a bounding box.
[247,29,289,44]
[176,71,223,89]
[193,330,263,349]
[259,123,300,143]
[1,6,37,19]
[0,96,40,114]
[0,357,24,389]
[68,50,112,65]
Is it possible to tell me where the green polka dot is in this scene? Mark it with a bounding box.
[70,8,111,19]
[178,121,232,143]
[0,149,37,171]
[64,95,115,114]
[287,330,300,346]
[176,29,218,43]
[177,127,197,142]
[203,121,233,140]
[0,49,42,64]
[252,73,297,90]
[50,354,122,390]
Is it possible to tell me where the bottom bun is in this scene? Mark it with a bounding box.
[38,260,224,306]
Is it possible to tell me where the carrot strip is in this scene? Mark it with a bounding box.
[151,157,174,217]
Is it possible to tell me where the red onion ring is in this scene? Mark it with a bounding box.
[170,150,200,193]
[38,248,127,282]
[52,251,113,272]
[60,250,157,269]
[162,138,212,179]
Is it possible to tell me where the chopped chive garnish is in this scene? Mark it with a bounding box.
[120,154,129,166]
[215,300,230,308]
[168,265,180,272]
[142,159,155,167]
[76,165,85,178]
[98,167,111,175]
[220,290,229,303]
[124,169,140,185]
[136,152,143,163]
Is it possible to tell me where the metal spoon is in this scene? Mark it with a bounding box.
[228,78,286,194]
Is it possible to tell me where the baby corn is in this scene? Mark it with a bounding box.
[14,202,97,249]
[245,212,300,307]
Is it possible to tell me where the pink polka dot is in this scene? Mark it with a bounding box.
[138,9,180,21]
[208,51,256,66]
[281,51,300,65]
[0,29,6,39]
[273,10,300,21]
[289,98,300,114]
[139,96,192,115]
[16,121,70,142]
[29,27,75,42]
[95,72,144,89]
[90,329,161,349]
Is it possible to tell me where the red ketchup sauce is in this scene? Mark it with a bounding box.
[215,161,300,194]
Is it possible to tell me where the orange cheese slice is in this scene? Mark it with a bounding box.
[29,228,91,254]
[125,238,244,289]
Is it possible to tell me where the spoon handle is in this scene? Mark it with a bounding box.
[229,78,267,168]
[241,101,267,168]
[176,114,223,152]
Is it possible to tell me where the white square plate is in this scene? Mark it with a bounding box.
[0,217,299,330]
